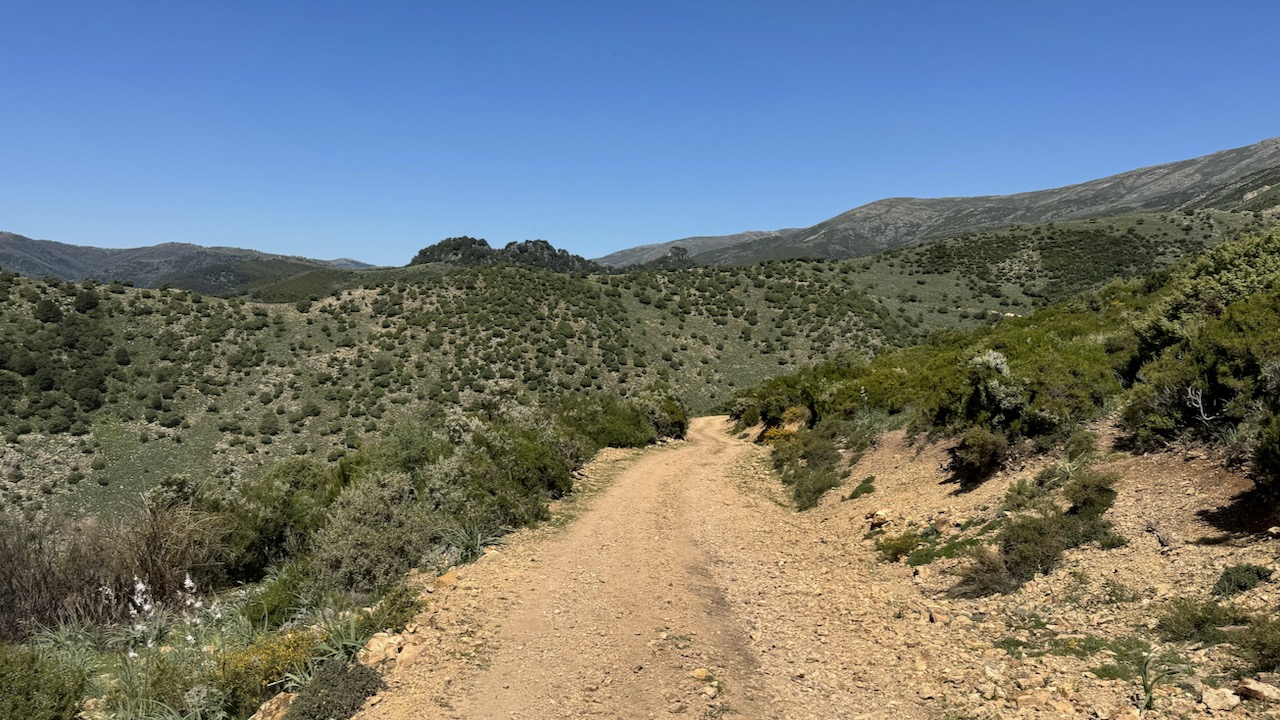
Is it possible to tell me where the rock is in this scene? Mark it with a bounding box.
[867,510,890,529]
[690,667,711,681]
[701,685,719,699]
[396,642,425,671]
[917,685,940,700]
[1048,699,1076,715]
[358,632,404,667]
[249,692,296,720]
[1202,687,1241,711]
[928,607,948,624]
[1237,678,1280,703]
[667,701,687,714]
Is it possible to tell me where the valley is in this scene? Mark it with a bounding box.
[2,137,1280,720]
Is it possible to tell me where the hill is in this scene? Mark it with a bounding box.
[595,229,801,267]
[0,232,372,294]
[408,236,603,273]
[598,136,1280,266]
[2,208,1279,719]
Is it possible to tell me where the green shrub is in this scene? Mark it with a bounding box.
[307,472,434,595]
[1255,413,1280,496]
[770,427,846,509]
[283,660,383,720]
[224,458,343,581]
[1000,478,1044,512]
[241,562,308,628]
[1155,598,1253,645]
[0,644,85,720]
[949,426,1008,487]
[107,649,204,717]
[949,547,1018,598]
[845,476,876,500]
[1236,615,1280,674]
[358,581,424,637]
[1211,564,1272,598]
[791,469,843,511]
[876,530,923,562]
[999,513,1068,582]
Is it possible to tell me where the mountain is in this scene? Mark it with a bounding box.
[599,136,1280,267]
[0,232,371,294]
[595,229,801,267]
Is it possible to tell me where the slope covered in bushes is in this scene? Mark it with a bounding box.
[0,389,685,718]
[734,230,1280,508]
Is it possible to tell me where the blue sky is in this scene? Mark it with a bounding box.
[2,1,1278,265]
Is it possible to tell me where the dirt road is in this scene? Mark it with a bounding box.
[351,416,1280,720]
[358,417,947,720]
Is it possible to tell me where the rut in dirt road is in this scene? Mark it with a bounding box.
[358,417,941,720]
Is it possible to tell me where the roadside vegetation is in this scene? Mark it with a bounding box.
[0,391,686,719]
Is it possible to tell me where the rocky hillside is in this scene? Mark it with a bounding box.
[0,232,372,294]
[599,136,1280,266]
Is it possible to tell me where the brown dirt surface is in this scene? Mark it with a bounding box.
[357,417,1280,720]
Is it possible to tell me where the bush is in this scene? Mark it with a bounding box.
[1236,615,1280,674]
[845,476,876,500]
[770,427,846,509]
[1155,598,1253,645]
[949,546,1019,598]
[283,660,383,720]
[358,581,424,637]
[224,458,342,581]
[241,562,308,629]
[949,426,1008,487]
[0,515,131,640]
[119,503,226,603]
[0,644,85,720]
[1255,413,1280,496]
[999,513,1068,582]
[951,466,1120,597]
[1211,564,1273,598]
[307,472,434,595]
[791,469,843,511]
[215,630,321,716]
[876,531,923,562]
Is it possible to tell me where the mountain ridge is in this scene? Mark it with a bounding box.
[0,232,373,293]
[598,135,1280,266]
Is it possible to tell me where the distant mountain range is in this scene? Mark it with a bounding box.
[6,136,1279,288]
[597,136,1280,266]
[0,233,373,294]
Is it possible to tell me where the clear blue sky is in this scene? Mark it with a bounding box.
[3,1,1278,265]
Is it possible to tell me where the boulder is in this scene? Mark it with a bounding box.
[1237,678,1280,703]
[1201,687,1241,711]
[358,631,405,667]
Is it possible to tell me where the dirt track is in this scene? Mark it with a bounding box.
[353,417,1280,720]
[357,416,937,720]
